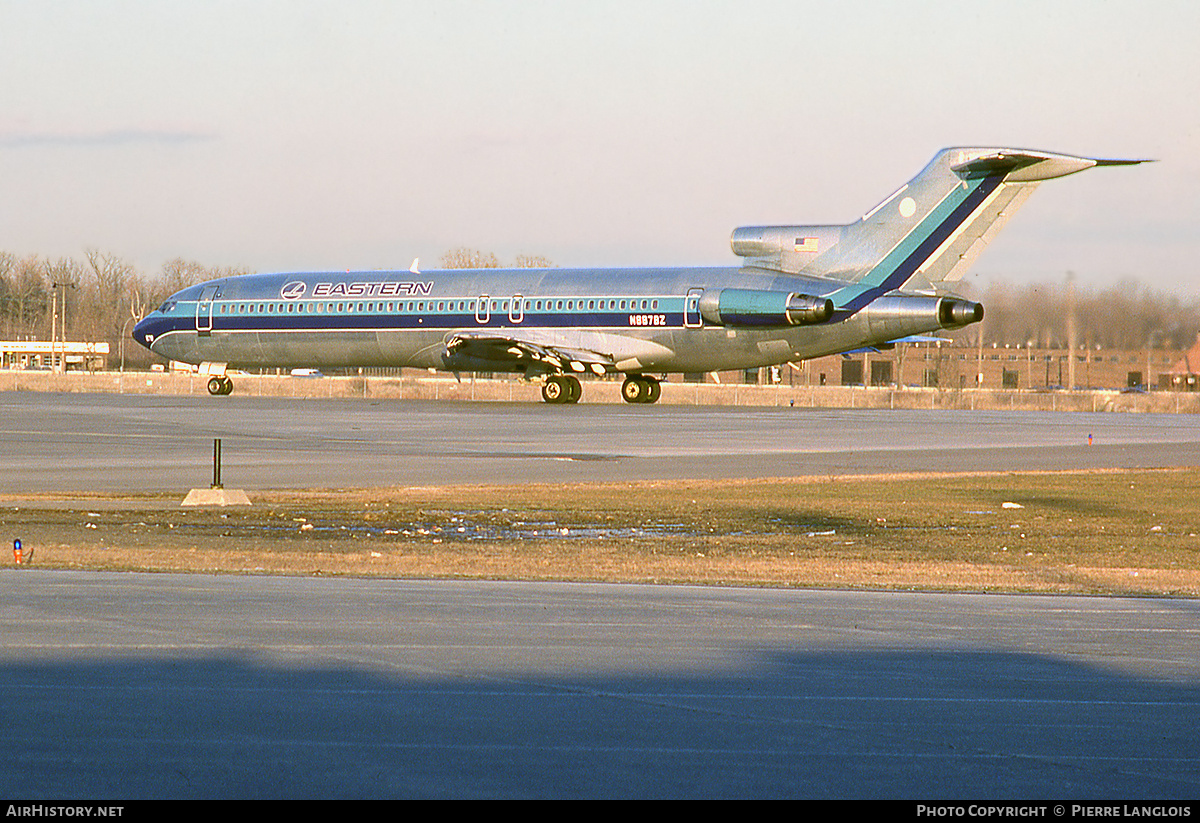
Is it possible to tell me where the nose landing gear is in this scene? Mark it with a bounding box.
[207,376,234,396]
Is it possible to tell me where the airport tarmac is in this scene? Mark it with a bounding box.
[1,572,1197,799]
[3,392,1199,798]
[3,392,1200,493]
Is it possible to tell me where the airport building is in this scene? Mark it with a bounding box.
[1160,333,1200,392]
[716,342,1187,391]
[359,341,1188,393]
[3,335,1183,394]
[0,340,110,371]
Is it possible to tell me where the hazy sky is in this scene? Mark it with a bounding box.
[2,0,1197,295]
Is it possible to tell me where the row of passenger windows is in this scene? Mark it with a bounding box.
[212,298,663,314]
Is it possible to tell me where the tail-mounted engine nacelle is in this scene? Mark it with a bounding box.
[939,298,984,327]
[730,225,842,273]
[698,288,834,327]
[863,293,985,338]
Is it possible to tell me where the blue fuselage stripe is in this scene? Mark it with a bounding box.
[834,174,1003,315]
[142,309,684,338]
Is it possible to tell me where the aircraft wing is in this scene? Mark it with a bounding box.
[839,334,953,356]
[445,330,615,375]
[443,329,675,375]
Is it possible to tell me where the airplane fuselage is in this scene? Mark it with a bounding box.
[135,265,959,377]
[132,147,1145,401]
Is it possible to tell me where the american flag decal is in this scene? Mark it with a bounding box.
[794,237,819,253]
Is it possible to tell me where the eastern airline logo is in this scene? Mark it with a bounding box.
[280,281,307,300]
[312,280,433,297]
[279,279,434,300]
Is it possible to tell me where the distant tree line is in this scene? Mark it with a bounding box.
[0,247,553,369]
[439,248,554,269]
[952,278,1200,351]
[0,250,248,368]
[2,246,1195,371]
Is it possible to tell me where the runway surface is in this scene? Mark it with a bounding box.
[3,392,1200,493]
[4,393,1199,798]
[1,572,1197,799]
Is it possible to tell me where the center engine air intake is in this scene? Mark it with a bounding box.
[698,288,834,327]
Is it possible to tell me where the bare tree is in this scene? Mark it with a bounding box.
[158,258,209,298]
[954,278,1200,351]
[8,255,48,339]
[439,249,554,269]
[0,252,17,338]
[440,248,502,269]
[514,254,554,268]
[80,249,140,349]
[44,257,84,340]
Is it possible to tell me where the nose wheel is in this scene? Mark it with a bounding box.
[207,376,234,395]
[541,374,581,404]
[621,375,661,404]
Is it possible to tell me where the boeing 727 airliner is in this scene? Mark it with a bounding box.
[133,147,1145,402]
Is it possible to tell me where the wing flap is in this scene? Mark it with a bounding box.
[443,329,675,375]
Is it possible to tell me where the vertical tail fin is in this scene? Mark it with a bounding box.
[732,148,1148,308]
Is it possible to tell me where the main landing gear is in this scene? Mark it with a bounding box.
[621,375,661,404]
[207,375,234,395]
[538,374,662,404]
[541,374,581,404]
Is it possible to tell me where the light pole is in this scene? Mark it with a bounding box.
[1066,272,1076,391]
[120,307,144,373]
[1146,330,1160,391]
[1026,339,1033,389]
[51,281,76,373]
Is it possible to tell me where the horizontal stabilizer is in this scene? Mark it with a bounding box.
[951,150,1152,182]
[1092,157,1155,167]
[886,334,954,345]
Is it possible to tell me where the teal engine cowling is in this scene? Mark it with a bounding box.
[698,288,833,327]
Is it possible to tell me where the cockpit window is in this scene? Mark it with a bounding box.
[158,301,177,313]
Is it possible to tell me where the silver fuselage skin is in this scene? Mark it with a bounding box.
[134,265,954,375]
[132,147,1144,377]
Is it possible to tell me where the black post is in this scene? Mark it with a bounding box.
[212,438,223,489]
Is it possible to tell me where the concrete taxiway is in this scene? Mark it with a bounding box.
[3,392,1200,493]
[4,392,1199,798]
[1,572,1197,799]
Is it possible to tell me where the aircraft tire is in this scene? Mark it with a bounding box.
[621,377,645,404]
[564,375,582,403]
[207,377,225,396]
[642,376,661,404]
[541,376,569,404]
[221,376,234,395]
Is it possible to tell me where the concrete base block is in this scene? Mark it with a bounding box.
[181,488,252,507]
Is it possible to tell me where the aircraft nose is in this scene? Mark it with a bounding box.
[132,314,160,349]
